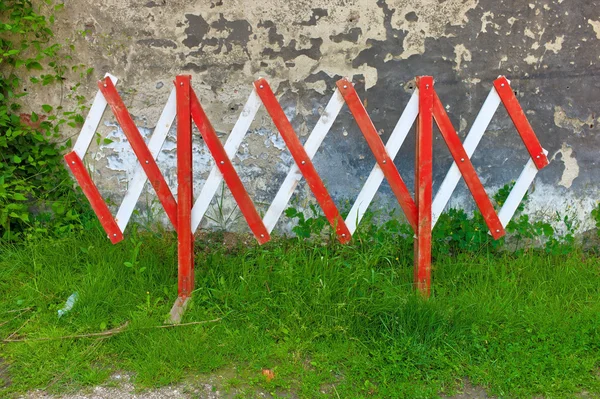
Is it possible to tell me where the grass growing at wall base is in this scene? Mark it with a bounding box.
[1,224,600,398]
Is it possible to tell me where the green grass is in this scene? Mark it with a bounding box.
[1,222,600,398]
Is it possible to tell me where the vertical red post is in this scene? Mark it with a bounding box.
[176,75,194,299]
[415,76,434,297]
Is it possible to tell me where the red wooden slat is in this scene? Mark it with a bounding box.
[336,78,418,233]
[98,77,179,231]
[254,78,351,244]
[189,88,270,244]
[415,76,434,297]
[176,75,194,298]
[493,76,548,170]
[64,151,123,244]
[432,92,505,240]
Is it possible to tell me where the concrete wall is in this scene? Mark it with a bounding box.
[27,0,600,233]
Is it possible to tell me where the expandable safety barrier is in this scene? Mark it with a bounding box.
[64,73,549,312]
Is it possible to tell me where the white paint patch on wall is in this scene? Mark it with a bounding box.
[524,27,537,39]
[523,54,539,65]
[454,44,472,70]
[389,0,479,59]
[553,143,579,189]
[553,106,594,135]
[479,11,495,34]
[588,19,600,39]
[544,35,564,53]
[100,123,157,185]
[522,183,599,235]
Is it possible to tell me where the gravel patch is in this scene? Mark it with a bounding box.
[19,373,221,399]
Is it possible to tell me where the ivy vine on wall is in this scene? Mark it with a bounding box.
[0,0,92,241]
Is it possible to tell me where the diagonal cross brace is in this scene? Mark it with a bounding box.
[64,151,123,243]
[189,87,270,244]
[431,86,502,228]
[191,89,262,234]
[494,77,549,170]
[432,76,549,233]
[337,78,418,232]
[115,88,177,232]
[344,91,419,235]
[255,78,351,243]
[262,89,346,234]
[99,77,179,231]
[432,91,505,240]
[65,74,177,243]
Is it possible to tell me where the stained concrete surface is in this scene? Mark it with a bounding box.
[23,0,600,233]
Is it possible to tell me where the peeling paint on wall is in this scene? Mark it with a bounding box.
[588,19,600,39]
[454,44,472,71]
[25,0,600,234]
[554,106,594,135]
[387,0,479,59]
[544,35,564,53]
[553,143,580,189]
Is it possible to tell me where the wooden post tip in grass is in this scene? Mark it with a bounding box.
[168,297,191,324]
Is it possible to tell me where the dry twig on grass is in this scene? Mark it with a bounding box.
[2,321,130,343]
[1,317,223,343]
[3,307,33,314]
[150,317,222,329]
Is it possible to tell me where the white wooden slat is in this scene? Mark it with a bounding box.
[191,89,262,233]
[73,73,118,158]
[497,148,548,228]
[431,87,501,228]
[262,89,345,233]
[115,88,177,232]
[345,90,419,235]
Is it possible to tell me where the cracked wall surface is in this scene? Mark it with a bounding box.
[28,0,600,233]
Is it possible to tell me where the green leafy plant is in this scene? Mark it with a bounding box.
[205,182,242,231]
[285,204,328,240]
[495,183,577,254]
[432,208,497,256]
[592,202,600,238]
[0,0,90,241]
[124,227,146,274]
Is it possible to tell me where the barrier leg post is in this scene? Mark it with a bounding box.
[170,74,194,323]
[414,76,434,297]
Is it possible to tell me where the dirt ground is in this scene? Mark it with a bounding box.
[16,370,303,399]
[15,372,496,399]
[19,372,224,399]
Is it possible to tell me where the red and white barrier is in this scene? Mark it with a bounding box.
[64,73,549,308]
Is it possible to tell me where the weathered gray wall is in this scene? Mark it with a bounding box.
[28,0,600,233]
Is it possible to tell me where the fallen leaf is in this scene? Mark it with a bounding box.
[261,368,275,382]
